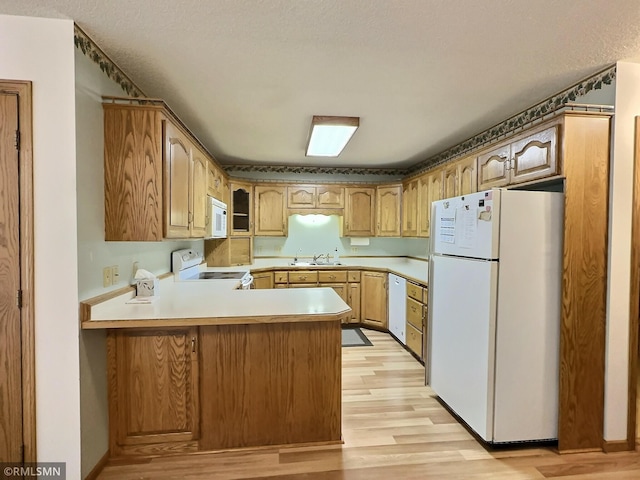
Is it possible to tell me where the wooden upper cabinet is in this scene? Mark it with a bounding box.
[478,125,558,190]
[104,105,163,241]
[190,148,208,238]
[344,187,375,236]
[510,125,558,184]
[230,182,253,235]
[206,160,227,203]
[402,179,418,237]
[376,185,401,237]
[316,186,344,208]
[287,185,344,209]
[443,155,478,198]
[417,168,443,237]
[254,185,287,236]
[104,101,215,241]
[287,185,315,208]
[164,121,192,238]
[458,155,478,195]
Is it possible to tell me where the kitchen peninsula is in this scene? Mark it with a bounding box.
[81,283,349,458]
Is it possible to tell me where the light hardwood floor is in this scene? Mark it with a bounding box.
[97,329,640,479]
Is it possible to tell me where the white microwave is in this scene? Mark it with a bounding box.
[207,197,227,238]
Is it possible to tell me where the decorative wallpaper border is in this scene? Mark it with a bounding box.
[74,24,145,98]
[405,65,616,177]
[74,25,615,177]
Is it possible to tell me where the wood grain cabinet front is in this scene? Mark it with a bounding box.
[376,185,402,237]
[344,187,376,236]
[104,101,214,241]
[361,271,388,329]
[107,327,199,456]
[254,185,287,236]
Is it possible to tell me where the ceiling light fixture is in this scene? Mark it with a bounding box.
[305,115,359,157]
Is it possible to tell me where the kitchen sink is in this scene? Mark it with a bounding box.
[289,261,342,266]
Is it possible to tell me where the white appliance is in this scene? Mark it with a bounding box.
[388,273,407,344]
[428,188,563,444]
[172,249,250,285]
[207,197,228,238]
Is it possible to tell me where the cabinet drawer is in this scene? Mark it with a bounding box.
[407,297,423,330]
[406,322,423,358]
[407,282,423,301]
[318,271,347,283]
[288,271,318,283]
[347,271,361,282]
[423,286,429,305]
[274,271,289,283]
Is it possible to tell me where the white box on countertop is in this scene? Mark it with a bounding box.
[136,278,159,297]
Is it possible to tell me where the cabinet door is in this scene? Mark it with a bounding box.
[510,125,558,185]
[345,187,375,236]
[417,174,431,238]
[442,163,458,199]
[316,186,344,208]
[348,282,361,323]
[164,121,192,238]
[402,179,418,237]
[229,237,253,265]
[287,185,316,208]
[477,143,511,190]
[231,182,253,235]
[254,186,287,236]
[110,328,199,450]
[319,283,348,303]
[252,271,273,289]
[361,271,387,328]
[458,155,478,195]
[376,185,401,237]
[190,149,208,237]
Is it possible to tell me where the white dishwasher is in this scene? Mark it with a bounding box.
[388,273,407,344]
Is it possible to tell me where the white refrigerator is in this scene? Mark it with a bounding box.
[428,188,563,444]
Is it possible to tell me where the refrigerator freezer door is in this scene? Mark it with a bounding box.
[432,189,500,260]
[388,274,407,344]
[429,254,498,441]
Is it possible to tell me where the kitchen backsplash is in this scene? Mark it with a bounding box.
[254,214,429,259]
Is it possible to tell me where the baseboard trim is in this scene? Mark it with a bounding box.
[602,439,634,453]
[84,449,110,480]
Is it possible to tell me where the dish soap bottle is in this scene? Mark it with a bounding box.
[334,247,340,264]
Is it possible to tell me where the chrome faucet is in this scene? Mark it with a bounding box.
[313,253,330,264]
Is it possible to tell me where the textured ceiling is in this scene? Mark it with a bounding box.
[2,0,640,169]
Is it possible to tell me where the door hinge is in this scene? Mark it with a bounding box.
[16,290,23,309]
[14,129,20,150]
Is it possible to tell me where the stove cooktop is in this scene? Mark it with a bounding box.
[197,271,247,280]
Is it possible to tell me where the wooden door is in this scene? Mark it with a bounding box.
[164,121,191,238]
[477,143,511,190]
[319,283,348,304]
[316,186,344,208]
[110,328,199,452]
[417,174,431,237]
[347,282,361,323]
[510,125,558,185]
[361,272,387,328]
[254,186,286,236]
[0,92,22,462]
[252,272,273,289]
[376,185,401,237]
[190,148,208,237]
[458,155,478,195]
[402,179,418,237]
[230,182,252,235]
[442,163,458,198]
[344,187,375,236]
[287,185,316,208]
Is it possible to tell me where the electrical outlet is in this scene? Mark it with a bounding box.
[350,247,359,254]
[112,265,120,283]
[103,266,113,287]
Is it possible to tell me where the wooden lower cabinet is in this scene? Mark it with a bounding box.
[252,271,273,289]
[361,271,387,329]
[107,327,199,457]
[405,282,427,361]
[199,322,341,450]
[229,237,252,265]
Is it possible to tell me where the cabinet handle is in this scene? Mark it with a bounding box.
[330,275,336,280]
[191,337,196,353]
[188,211,193,224]
[299,276,307,280]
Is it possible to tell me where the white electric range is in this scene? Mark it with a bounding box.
[172,249,253,288]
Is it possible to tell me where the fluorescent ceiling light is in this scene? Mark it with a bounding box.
[306,115,359,157]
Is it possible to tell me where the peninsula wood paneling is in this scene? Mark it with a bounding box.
[559,113,611,452]
[104,106,163,241]
[199,321,341,450]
